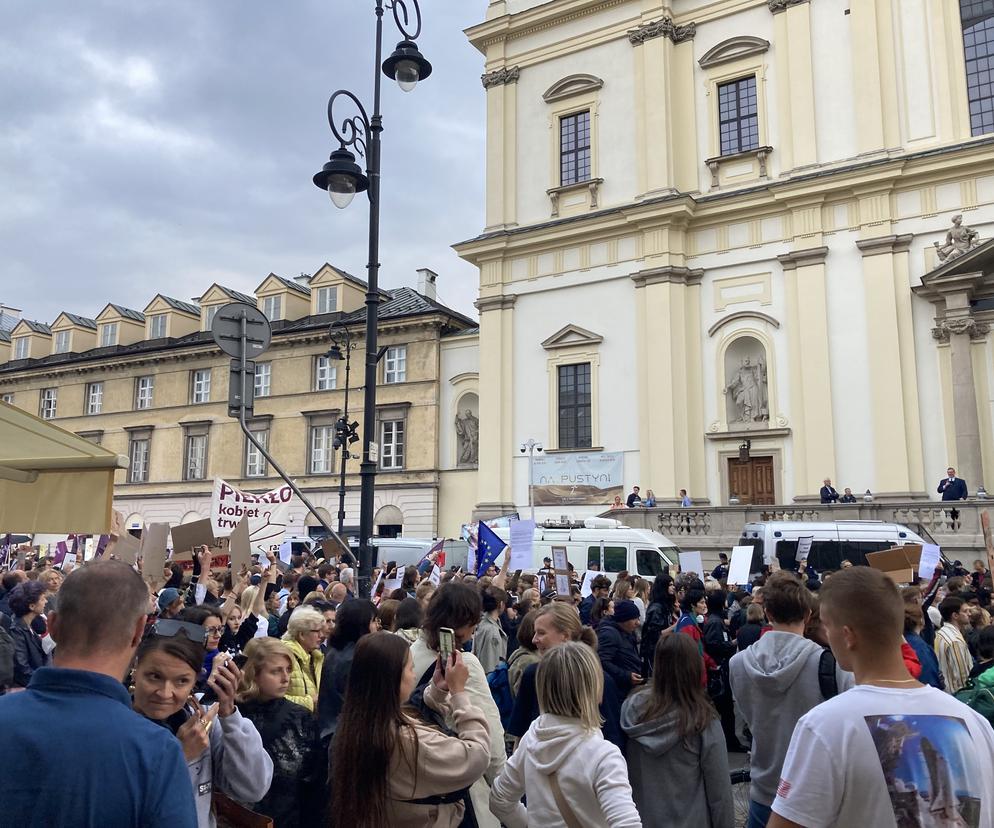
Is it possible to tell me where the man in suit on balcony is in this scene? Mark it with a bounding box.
[937,466,968,500]
[819,478,839,504]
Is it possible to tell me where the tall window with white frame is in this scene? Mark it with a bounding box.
[13,337,29,360]
[54,331,71,354]
[718,76,759,155]
[383,346,407,384]
[255,362,272,398]
[184,428,209,481]
[962,0,994,135]
[262,295,282,322]
[560,110,591,186]
[191,369,211,404]
[317,286,337,314]
[40,388,57,420]
[245,426,270,478]
[310,423,334,474]
[558,363,592,449]
[149,314,167,338]
[135,375,154,410]
[128,433,150,483]
[380,419,405,470]
[100,323,118,347]
[315,356,337,391]
[86,382,103,415]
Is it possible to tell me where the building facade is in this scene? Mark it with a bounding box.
[0,265,475,538]
[456,0,994,519]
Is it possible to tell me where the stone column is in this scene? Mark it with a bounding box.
[481,66,520,231]
[474,293,517,519]
[935,317,989,495]
[771,0,818,171]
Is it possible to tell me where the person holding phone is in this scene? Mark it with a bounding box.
[131,622,274,828]
[331,632,491,828]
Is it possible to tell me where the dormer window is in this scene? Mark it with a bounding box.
[262,295,282,321]
[317,287,337,314]
[149,314,167,338]
[100,323,118,347]
[54,331,71,353]
[14,337,29,360]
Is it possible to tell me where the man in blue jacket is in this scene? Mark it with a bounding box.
[0,560,197,827]
[938,466,968,500]
[596,600,643,698]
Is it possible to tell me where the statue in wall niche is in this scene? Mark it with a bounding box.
[724,357,769,425]
[455,409,479,466]
[934,214,980,263]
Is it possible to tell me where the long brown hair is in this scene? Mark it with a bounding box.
[331,632,419,827]
[640,633,715,742]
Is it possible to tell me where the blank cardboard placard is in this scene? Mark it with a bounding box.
[867,544,922,585]
[171,519,216,557]
[727,546,754,586]
[110,531,141,565]
[140,523,170,576]
[678,551,704,577]
[228,517,253,573]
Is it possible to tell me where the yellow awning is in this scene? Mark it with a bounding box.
[0,401,128,534]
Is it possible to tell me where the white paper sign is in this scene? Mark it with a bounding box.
[384,577,403,593]
[678,551,704,577]
[59,552,77,571]
[211,477,292,560]
[727,545,754,586]
[580,570,595,598]
[278,540,292,565]
[371,569,384,597]
[509,520,535,571]
[552,546,570,595]
[918,544,941,581]
[429,565,441,586]
[796,536,813,563]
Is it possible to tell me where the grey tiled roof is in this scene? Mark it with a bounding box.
[271,275,311,296]
[19,320,51,335]
[108,304,146,322]
[157,296,201,316]
[215,285,257,305]
[63,313,97,329]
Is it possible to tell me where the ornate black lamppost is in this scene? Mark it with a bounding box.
[313,0,431,596]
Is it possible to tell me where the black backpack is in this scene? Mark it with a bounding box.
[818,649,839,700]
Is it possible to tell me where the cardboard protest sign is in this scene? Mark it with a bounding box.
[171,519,215,556]
[917,544,941,582]
[110,531,141,565]
[867,544,922,585]
[678,551,704,577]
[227,517,253,573]
[795,536,814,564]
[727,546,754,586]
[140,523,170,577]
[509,519,535,571]
[211,478,292,560]
[552,546,570,596]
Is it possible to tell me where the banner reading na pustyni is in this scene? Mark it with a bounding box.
[531,451,624,506]
[211,478,292,560]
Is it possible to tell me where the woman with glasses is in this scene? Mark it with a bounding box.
[281,606,325,713]
[178,606,225,693]
[131,622,273,828]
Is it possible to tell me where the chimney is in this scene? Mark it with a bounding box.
[417,268,438,301]
[293,272,312,287]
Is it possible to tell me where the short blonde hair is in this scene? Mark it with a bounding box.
[284,606,324,643]
[239,585,267,620]
[237,638,293,702]
[536,641,603,732]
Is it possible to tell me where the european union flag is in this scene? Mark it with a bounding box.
[476,521,507,577]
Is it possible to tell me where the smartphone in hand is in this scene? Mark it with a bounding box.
[438,626,455,672]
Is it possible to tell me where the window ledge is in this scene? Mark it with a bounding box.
[544,446,605,454]
[547,178,604,218]
[704,146,772,188]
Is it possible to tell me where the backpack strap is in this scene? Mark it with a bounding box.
[548,771,584,828]
[818,648,839,700]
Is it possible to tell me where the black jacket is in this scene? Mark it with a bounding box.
[819,486,839,504]
[317,641,356,741]
[938,477,968,501]
[596,617,642,697]
[702,614,737,665]
[11,616,49,688]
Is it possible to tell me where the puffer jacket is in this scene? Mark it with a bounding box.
[284,638,323,713]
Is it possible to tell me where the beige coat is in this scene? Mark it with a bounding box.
[411,635,506,828]
[386,685,491,828]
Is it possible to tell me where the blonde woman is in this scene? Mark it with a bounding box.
[489,642,641,827]
[612,577,634,603]
[281,606,325,712]
[507,602,625,749]
[237,638,325,827]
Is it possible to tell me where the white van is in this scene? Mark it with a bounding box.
[370,537,469,571]
[491,517,679,583]
[738,520,927,573]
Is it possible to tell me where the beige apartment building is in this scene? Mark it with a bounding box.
[0,264,476,539]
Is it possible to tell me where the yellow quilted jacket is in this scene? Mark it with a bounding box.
[283,638,324,712]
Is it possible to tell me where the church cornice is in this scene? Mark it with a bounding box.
[627,18,697,46]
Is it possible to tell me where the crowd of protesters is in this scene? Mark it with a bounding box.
[1,541,994,828]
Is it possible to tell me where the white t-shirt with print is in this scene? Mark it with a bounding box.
[772,684,994,828]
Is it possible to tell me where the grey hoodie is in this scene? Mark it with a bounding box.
[728,631,853,806]
[620,691,733,828]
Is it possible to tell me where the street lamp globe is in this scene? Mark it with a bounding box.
[313,147,369,210]
[382,40,432,92]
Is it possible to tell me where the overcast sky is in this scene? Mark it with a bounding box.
[1,0,488,325]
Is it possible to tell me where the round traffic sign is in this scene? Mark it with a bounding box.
[211,302,272,359]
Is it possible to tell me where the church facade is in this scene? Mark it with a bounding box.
[456,0,994,517]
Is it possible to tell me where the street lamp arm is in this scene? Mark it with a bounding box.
[387,0,423,40]
[327,90,371,159]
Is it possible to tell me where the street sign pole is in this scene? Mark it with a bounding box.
[212,302,349,560]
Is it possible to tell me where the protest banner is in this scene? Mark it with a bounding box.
[211,478,292,559]
[727,546,754,586]
[678,551,704,577]
[532,451,624,506]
